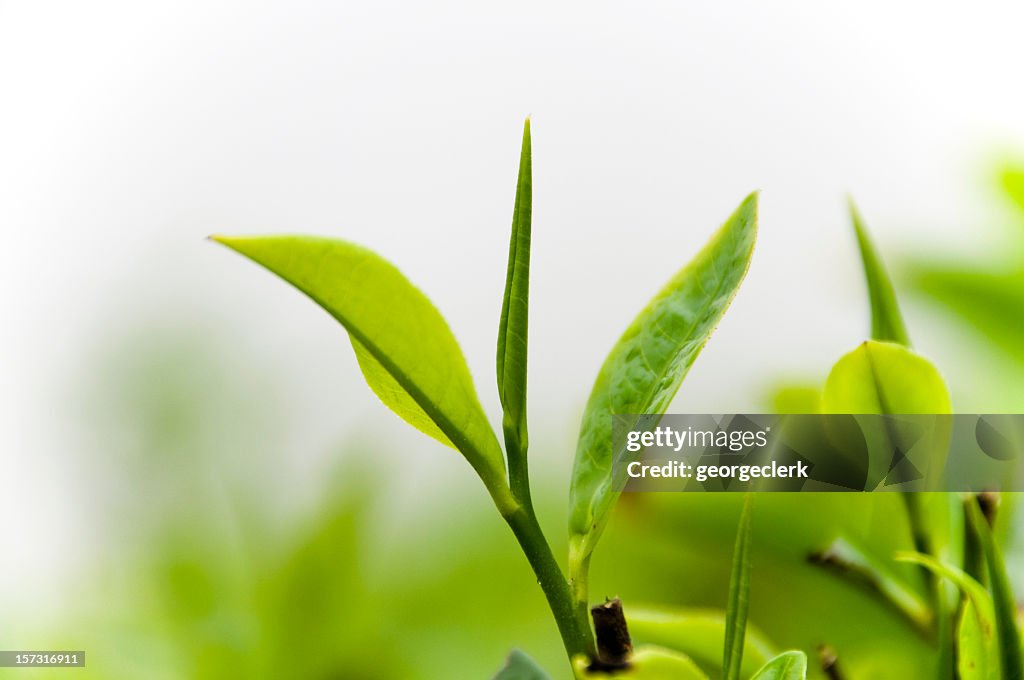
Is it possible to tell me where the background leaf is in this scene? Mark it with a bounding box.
[214,236,511,504]
[959,599,997,680]
[492,650,554,680]
[749,651,807,680]
[568,193,758,578]
[626,607,774,678]
[821,341,951,414]
[576,646,708,679]
[967,501,1023,680]
[723,493,753,680]
[848,198,910,346]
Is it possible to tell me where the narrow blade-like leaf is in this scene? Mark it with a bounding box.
[214,236,512,507]
[967,501,1023,680]
[493,650,554,680]
[568,193,758,575]
[848,198,910,346]
[497,118,533,497]
[723,493,754,680]
[750,651,808,680]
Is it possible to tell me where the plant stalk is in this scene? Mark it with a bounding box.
[901,493,952,678]
[503,505,597,664]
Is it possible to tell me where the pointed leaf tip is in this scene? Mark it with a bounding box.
[847,198,911,347]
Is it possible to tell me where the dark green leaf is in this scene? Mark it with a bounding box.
[723,493,754,680]
[497,118,533,498]
[750,651,808,680]
[493,650,554,680]
[848,198,910,346]
[213,236,513,511]
[568,193,758,585]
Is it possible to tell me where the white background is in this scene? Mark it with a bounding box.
[2,0,1024,610]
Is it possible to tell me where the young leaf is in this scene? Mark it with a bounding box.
[723,493,754,680]
[848,198,910,346]
[497,118,533,499]
[493,650,554,680]
[749,651,808,680]
[568,193,758,580]
[822,341,951,414]
[213,236,513,509]
[967,500,1023,680]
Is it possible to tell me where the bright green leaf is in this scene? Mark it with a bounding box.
[848,198,910,346]
[959,599,998,680]
[626,607,775,678]
[568,193,758,582]
[822,341,951,415]
[750,651,808,680]
[497,118,533,498]
[213,236,513,509]
[999,163,1024,216]
[723,493,754,680]
[576,646,708,679]
[967,501,1023,680]
[493,650,554,680]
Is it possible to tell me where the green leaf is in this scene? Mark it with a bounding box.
[492,650,554,680]
[497,118,533,498]
[848,198,910,346]
[895,552,998,680]
[959,599,998,680]
[999,163,1024,216]
[625,647,708,679]
[626,607,775,677]
[908,266,1024,365]
[749,651,808,680]
[821,340,951,414]
[723,493,754,680]
[213,236,513,509]
[967,501,1023,680]
[576,646,708,679]
[568,193,758,579]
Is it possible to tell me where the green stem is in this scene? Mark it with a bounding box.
[503,505,597,664]
[901,493,952,678]
[504,426,533,510]
[569,548,593,650]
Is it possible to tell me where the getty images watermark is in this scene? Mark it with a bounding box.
[613,414,1024,492]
